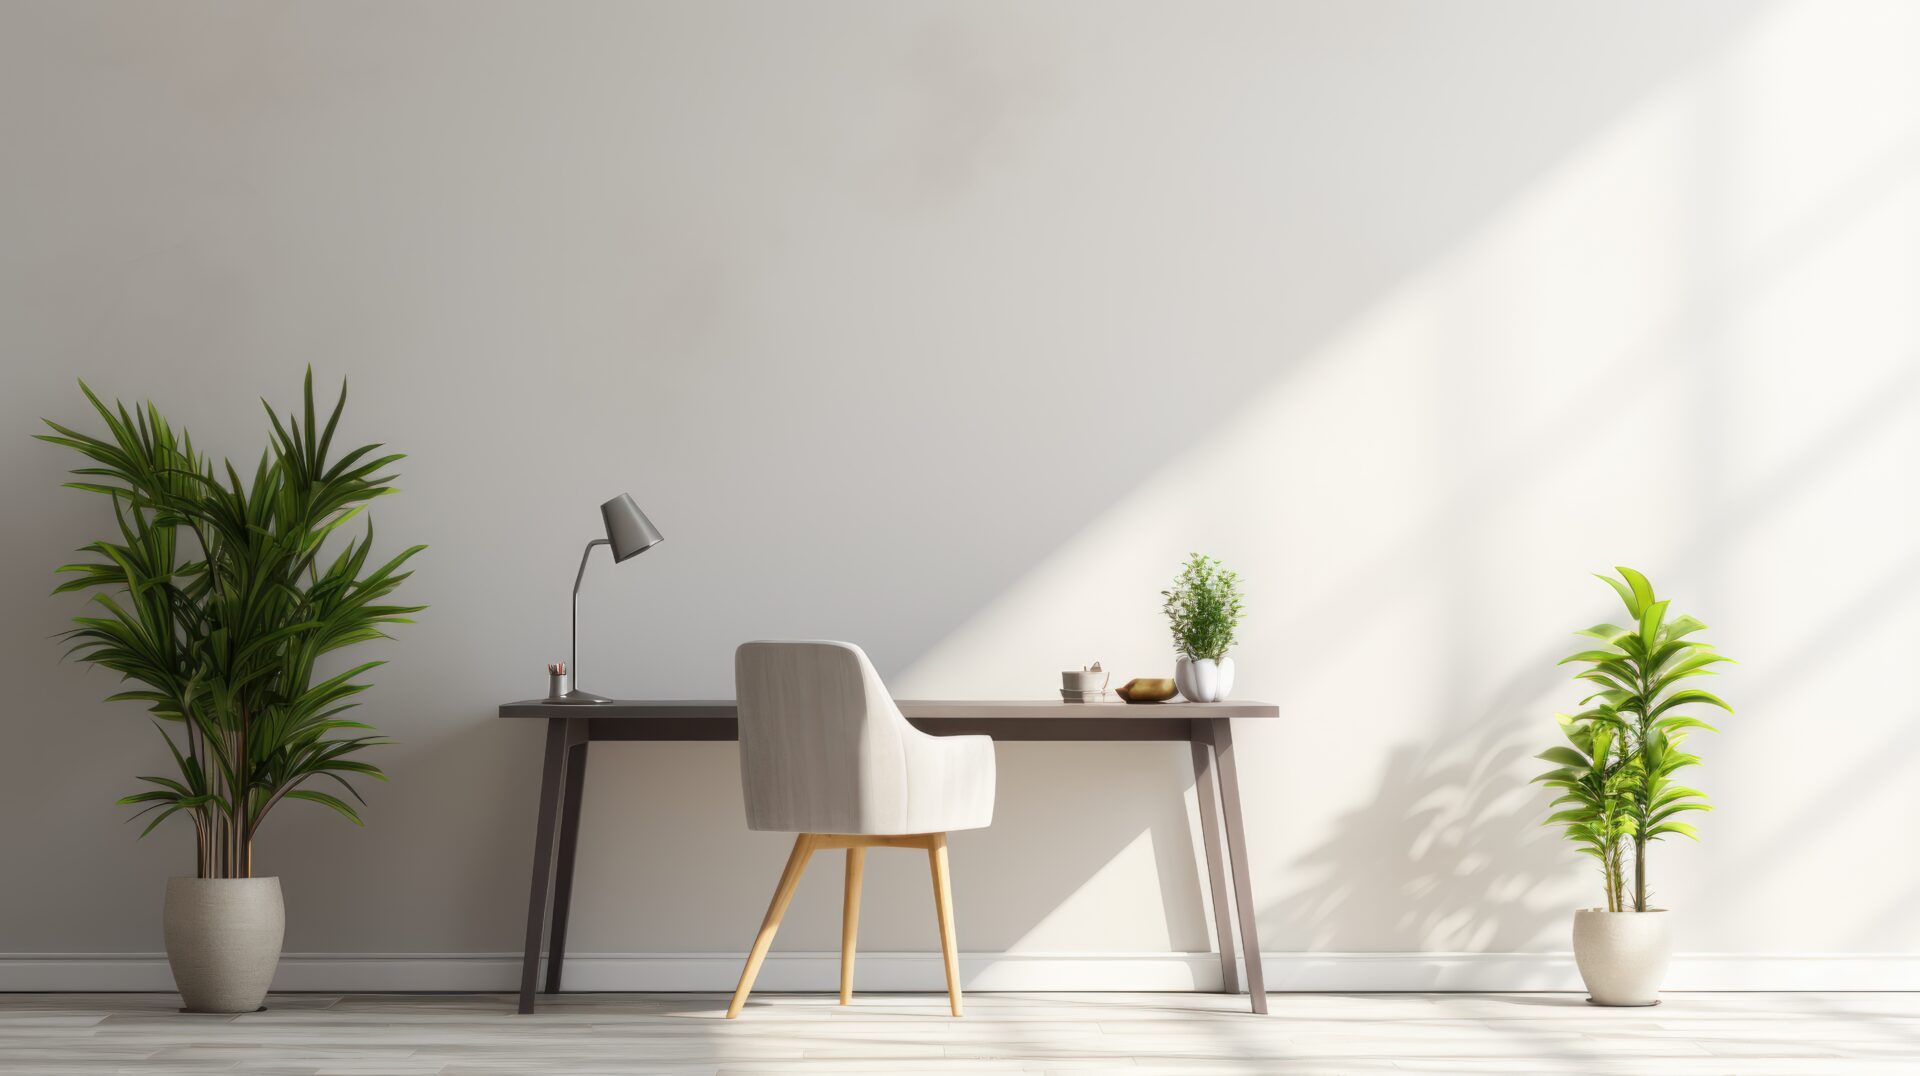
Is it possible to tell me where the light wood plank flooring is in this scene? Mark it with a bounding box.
[2,991,1916,1074]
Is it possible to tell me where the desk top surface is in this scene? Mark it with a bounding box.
[498,698,1279,719]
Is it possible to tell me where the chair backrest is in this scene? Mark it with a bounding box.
[735,640,916,834]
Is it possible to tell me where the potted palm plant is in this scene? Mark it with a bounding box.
[1162,554,1243,702]
[38,372,423,1013]
[1534,567,1733,1005]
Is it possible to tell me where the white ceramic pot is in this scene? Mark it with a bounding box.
[1174,657,1235,702]
[164,877,285,1013]
[1572,908,1671,1006]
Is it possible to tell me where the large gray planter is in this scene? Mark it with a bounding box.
[163,877,284,1013]
[1572,907,1671,1006]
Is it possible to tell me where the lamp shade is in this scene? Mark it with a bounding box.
[600,494,664,562]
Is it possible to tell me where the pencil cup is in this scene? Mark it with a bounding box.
[548,672,571,700]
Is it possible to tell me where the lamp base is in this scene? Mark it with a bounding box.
[549,689,614,705]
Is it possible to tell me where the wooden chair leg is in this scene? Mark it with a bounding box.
[727,834,816,1019]
[840,847,865,1005]
[926,833,963,1017]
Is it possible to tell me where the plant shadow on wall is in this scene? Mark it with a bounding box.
[1267,663,1571,955]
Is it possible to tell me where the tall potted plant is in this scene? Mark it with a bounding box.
[38,372,423,1013]
[1534,566,1732,1005]
[1162,553,1243,702]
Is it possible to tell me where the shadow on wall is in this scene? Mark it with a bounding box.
[1269,714,1568,954]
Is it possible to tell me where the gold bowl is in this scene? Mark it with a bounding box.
[1114,677,1177,704]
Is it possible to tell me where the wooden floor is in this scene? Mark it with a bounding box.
[2,991,1917,1074]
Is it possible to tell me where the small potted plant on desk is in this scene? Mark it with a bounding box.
[38,372,424,1013]
[1162,553,1243,702]
[1534,566,1733,1006]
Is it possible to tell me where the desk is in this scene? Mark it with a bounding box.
[499,699,1279,1014]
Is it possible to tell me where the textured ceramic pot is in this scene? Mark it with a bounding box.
[1572,908,1670,1006]
[1174,657,1235,702]
[164,877,285,1013]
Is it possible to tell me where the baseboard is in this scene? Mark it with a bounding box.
[5,950,1918,993]
[1253,951,1920,992]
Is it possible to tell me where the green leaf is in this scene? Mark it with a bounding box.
[1653,715,1720,735]
[1575,668,1635,693]
[1638,600,1668,653]
[1652,688,1735,718]
[1655,650,1734,689]
[138,805,187,839]
[1616,566,1656,613]
[1649,803,1713,824]
[1664,614,1709,640]
[1559,649,1630,666]
[1535,747,1592,768]
[284,789,364,825]
[1596,571,1641,618]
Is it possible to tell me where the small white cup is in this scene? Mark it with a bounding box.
[1062,669,1109,693]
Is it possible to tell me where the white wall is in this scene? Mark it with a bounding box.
[4,0,1918,990]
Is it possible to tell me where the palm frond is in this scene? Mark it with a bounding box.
[40,372,424,878]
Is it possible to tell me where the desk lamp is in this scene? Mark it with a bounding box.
[555,493,663,704]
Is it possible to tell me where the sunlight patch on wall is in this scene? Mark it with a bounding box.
[899,0,1920,953]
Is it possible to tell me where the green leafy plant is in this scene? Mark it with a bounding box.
[1535,716,1633,911]
[1535,567,1732,912]
[38,372,424,879]
[1161,553,1243,661]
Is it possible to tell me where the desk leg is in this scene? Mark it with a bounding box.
[544,737,591,994]
[518,718,579,1014]
[1210,718,1268,1015]
[1189,726,1239,994]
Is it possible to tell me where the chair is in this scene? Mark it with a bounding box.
[727,640,995,1018]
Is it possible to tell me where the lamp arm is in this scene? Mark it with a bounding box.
[571,538,609,685]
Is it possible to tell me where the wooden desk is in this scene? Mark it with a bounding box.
[499,699,1278,1015]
